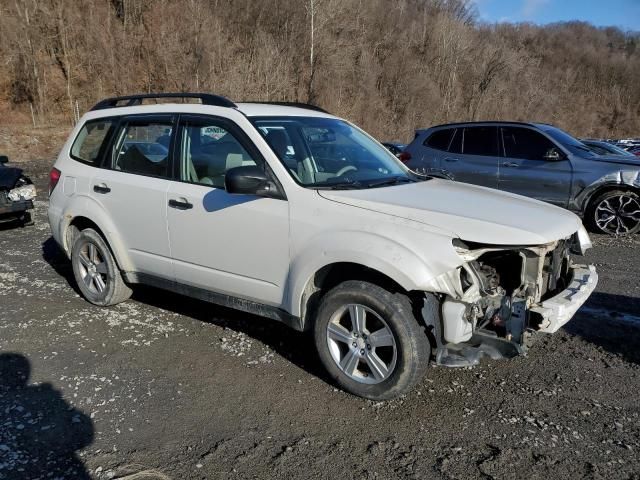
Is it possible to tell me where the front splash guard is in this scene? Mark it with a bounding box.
[435,331,526,368]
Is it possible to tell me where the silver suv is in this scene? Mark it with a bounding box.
[404,122,640,235]
[49,94,597,400]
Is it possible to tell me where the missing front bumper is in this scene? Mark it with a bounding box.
[432,264,598,367]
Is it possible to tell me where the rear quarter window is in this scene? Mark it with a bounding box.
[70,119,115,165]
[424,129,453,151]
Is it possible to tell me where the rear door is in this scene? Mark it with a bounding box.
[497,126,572,207]
[89,115,175,278]
[442,126,499,188]
[166,115,289,306]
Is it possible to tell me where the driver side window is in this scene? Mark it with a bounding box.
[501,127,558,161]
[178,120,257,188]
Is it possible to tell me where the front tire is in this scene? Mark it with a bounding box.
[71,228,132,306]
[313,281,431,400]
[586,190,640,235]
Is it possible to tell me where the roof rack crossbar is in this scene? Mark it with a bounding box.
[242,101,329,114]
[90,93,237,111]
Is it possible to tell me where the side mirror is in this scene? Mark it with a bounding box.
[543,148,563,161]
[0,155,8,165]
[225,165,284,199]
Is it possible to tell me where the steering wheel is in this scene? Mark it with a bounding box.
[336,165,357,177]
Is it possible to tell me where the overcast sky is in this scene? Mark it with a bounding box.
[473,0,640,31]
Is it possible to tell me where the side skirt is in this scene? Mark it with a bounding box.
[123,272,303,331]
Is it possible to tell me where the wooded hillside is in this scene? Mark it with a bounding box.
[0,0,638,141]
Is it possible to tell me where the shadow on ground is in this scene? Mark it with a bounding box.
[0,353,94,479]
[565,291,640,365]
[41,236,82,295]
[131,284,331,383]
[41,235,329,384]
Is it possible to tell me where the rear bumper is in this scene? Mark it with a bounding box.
[530,264,598,333]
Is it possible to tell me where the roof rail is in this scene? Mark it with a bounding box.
[241,101,329,114]
[90,93,237,111]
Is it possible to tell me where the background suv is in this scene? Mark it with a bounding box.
[49,95,596,400]
[405,122,640,235]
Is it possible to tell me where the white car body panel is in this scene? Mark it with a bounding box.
[89,168,173,278]
[318,180,582,245]
[166,181,289,306]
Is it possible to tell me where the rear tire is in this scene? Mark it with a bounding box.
[71,228,132,306]
[585,190,640,235]
[313,280,431,400]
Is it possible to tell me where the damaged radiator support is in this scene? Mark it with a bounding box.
[427,239,574,367]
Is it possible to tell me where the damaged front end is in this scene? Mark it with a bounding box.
[424,227,598,367]
[0,164,36,225]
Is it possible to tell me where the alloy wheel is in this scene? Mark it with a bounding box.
[326,304,397,384]
[76,242,109,295]
[595,194,640,235]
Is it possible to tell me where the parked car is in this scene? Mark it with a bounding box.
[48,94,597,400]
[381,142,410,162]
[0,155,36,226]
[405,122,640,235]
[581,139,636,157]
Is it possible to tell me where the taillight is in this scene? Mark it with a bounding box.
[398,151,411,164]
[49,167,61,196]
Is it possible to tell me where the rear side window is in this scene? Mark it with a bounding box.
[424,129,453,151]
[448,129,463,154]
[462,126,498,156]
[111,120,173,178]
[70,119,115,165]
[501,127,557,160]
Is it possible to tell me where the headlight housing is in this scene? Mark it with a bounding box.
[570,225,592,256]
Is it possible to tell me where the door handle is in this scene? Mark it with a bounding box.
[502,162,519,168]
[168,198,193,210]
[444,158,458,163]
[93,184,111,194]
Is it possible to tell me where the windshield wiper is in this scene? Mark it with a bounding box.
[311,178,365,190]
[362,176,417,188]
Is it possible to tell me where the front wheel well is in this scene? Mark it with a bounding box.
[583,184,640,214]
[300,262,418,330]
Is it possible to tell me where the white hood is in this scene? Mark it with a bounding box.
[318,179,581,245]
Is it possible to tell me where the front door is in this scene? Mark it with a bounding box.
[166,115,289,307]
[90,115,175,278]
[497,126,573,208]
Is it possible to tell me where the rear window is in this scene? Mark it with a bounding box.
[71,119,115,165]
[425,129,453,151]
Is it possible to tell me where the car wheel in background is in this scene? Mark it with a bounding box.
[586,190,640,235]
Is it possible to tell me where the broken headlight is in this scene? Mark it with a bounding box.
[570,225,592,256]
[8,184,37,202]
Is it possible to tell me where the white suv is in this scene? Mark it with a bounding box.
[48,93,598,400]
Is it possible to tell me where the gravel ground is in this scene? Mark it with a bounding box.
[1,162,639,480]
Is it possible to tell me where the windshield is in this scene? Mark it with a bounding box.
[539,125,596,157]
[251,116,417,189]
[594,142,635,157]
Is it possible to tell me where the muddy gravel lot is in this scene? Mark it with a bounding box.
[1,161,639,480]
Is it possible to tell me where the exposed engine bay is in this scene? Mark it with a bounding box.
[425,230,596,367]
